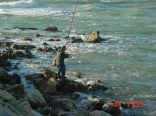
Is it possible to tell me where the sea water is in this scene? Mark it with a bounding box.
[0,0,156,115]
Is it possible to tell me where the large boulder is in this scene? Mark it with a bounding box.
[25,73,44,83]
[56,79,87,93]
[50,98,76,115]
[56,79,108,93]
[0,68,11,84]
[26,73,58,94]
[0,90,32,116]
[44,26,58,32]
[86,31,101,43]
[25,89,46,108]
[37,78,58,94]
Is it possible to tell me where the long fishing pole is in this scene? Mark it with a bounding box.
[67,0,79,39]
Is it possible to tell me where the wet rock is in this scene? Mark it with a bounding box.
[0,59,11,67]
[73,93,105,111]
[42,42,48,46]
[44,26,58,32]
[11,43,36,50]
[0,41,14,47]
[38,47,54,52]
[6,84,24,94]
[43,70,57,79]
[86,80,108,91]
[50,98,76,115]
[35,33,43,37]
[25,73,44,83]
[56,79,87,93]
[89,110,112,116]
[13,27,38,30]
[37,106,51,116]
[86,31,101,43]
[25,89,46,108]
[65,36,83,43]
[12,50,32,58]
[48,38,60,41]
[37,78,58,94]
[56,79,108,93]
[102,101,121,116]
[0,68,11,84]
[0,90,32,116]
[0,90,16,102]
[10,73,21,84]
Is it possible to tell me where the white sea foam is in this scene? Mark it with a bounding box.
[0,0,33,6]
[0,8,63,16]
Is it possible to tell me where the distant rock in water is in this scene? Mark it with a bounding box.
[86,31,105,43]
[44,26,58,32]
[35,33,43,37]
[13,27,38,30]
[65,36,83,43]
[11,43,36,50]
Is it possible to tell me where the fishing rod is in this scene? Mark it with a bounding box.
[65,0,79,46]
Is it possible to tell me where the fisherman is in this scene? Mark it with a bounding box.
[53,46,69,79]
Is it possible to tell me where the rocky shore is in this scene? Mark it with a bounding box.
[0,27,134,116]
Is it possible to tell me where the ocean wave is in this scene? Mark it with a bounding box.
[0,0,33,7]
[0,8,63,16]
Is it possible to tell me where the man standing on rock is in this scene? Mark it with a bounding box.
[53,46,69,79]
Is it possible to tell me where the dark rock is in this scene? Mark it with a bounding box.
[0,42,14,47]
[48,38,60,41]
[66,36,83,43]
[56,79,108,94]
[37,106,51,116]
[0,68,11,84]
[11,43,36,50]
[56,79,87,93]
[35,33,42,37]
[44,26,58,32]
[73,93,105,111]
[6,84,24,94]
[13,27,38,30]
[25,89,46,108]
[25,73,45,83]
[10,73,21,84]
[50,98,76,115]
[0,59,11,67]
[38,47,54,53]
